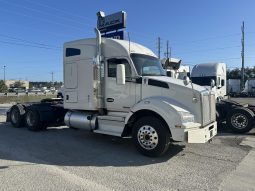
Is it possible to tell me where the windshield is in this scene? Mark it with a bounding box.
[191,76,216,86]
[131,54,166,76]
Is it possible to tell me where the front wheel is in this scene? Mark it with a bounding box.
[226,107,254,133]
[132,116,171,157]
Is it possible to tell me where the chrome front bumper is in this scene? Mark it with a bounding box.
[186,121,217,143]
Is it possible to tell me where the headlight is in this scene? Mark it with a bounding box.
[178,111,195,123]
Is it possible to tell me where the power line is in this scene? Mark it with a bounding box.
[0,23,79,39]
[0,59,60,64]
[0,0,94,28]
[171,33,241,46]
[2,0,252,49]
[23,0,95,24]
[0,8,91,33]
[0,40,61,50]
[175,45,241,55]
[0,34,61,49]
[184,57,241,63]
[2,0,255,48]
[3,0,243,48]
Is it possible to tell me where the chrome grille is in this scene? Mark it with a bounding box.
[202,93,211,125]
[210,94,216,121]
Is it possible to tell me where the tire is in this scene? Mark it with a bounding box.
[226,107,254,133]
[9,105,25,128]
[25,108,46,131]
[132,116,171,157]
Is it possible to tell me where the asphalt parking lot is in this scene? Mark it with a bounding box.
[0,101,254,191]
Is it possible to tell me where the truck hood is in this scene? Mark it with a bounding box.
[146,76,207,93]
[141,76,216,125]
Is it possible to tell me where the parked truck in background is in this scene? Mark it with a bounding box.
[7,29,217,157]
[191,63,227,101]
[161,57,190,80]
[191,63,255,133]
[227,79,241,97]
[242,79,255,97]
[247,79,255,97]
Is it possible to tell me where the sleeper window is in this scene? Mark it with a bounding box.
[66,48,81,57]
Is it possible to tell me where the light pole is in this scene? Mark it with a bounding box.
[3,65,6,82]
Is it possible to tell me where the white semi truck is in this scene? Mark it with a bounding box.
[161,58,190,80]
[191,63,255,133]
[191,63,227,101]
[7,29,217,157]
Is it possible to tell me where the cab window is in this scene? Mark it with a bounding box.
[107,58,131,78]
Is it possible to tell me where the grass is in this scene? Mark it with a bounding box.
[0,95,57,104]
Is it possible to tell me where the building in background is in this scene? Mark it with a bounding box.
[5,80,29,90]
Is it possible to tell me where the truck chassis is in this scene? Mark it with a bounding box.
[7,98,67,131]
[216,99,255,133]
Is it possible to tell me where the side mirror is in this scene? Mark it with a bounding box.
[211,79,215,88]
[183,76,190,86]
[116,64,125,85]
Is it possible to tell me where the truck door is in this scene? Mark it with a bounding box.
[105,58,136,112]
[64,62,78,103]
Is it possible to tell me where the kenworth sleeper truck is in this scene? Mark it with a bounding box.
[7,29,217,157]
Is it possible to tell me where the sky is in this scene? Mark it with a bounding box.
[0,0,255,81]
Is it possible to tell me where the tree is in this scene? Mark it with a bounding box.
[0,80,7,92]
[227,67,255,80]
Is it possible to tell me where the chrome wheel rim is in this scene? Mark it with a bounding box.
[11,109,19,123]
[137,125,158,150]
[231,113,248,129]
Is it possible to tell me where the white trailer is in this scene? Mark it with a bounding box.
[247,79,255,97]
[7,29,217,157]
[227,79,241,97]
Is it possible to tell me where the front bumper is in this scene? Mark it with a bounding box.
[186,121,217,143]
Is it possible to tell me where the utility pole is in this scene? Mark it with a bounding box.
[3,65,6,82]
[165,40,171,60]
[166,40,169,58]
[165,40,171,62]
[51,72,54,86]
[241,21,245,90]
[157,37,161,59]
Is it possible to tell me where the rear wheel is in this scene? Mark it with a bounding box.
[226,107,254,133]
[132,116,171,157]
[9,105,25,128]
[25,108,46,131]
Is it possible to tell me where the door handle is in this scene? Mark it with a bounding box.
[106,98,114,102]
